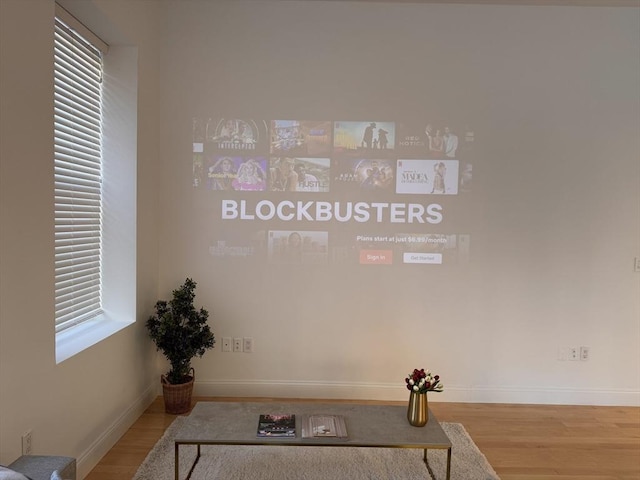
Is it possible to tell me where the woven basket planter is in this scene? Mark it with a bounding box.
[161,368,195,414]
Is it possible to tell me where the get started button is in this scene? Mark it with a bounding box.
[403,252,443,264]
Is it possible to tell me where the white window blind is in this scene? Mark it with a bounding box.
[54,15,105,333]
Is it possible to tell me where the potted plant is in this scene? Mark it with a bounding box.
[146,278,215,414]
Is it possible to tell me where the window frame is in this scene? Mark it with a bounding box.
[54,3,137,363]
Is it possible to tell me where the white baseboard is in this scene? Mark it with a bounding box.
[76,380,159,479]
[463,385,640,406]
[194,379,640,407]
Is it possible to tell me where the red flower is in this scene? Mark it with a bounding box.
[404,368,444,393]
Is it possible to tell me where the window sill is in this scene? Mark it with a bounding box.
[55,313,134,364]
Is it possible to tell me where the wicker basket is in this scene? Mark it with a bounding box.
[161,368,195,414]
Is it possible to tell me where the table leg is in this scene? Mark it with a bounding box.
[423,449,436,480]
[175,443,201,480]
[423,448,451,480]
[174,442,179,480]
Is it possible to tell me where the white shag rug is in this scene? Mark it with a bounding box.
[133,417,500,480]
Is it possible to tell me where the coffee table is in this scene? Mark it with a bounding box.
[175,401,452,480]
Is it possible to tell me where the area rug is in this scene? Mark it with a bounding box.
[133,417,500,480]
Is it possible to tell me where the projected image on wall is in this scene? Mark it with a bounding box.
[192,117,475,267]
[396,122,428,152]
[269,157,331,192]
[332,158,395,193]
[330,232,470,266]
[394,233,469,265]
[395,121,462,159]
[197,155,268,191]
[268,230,329,265]
[333,121,396,155]
[396,159,459,195]
[270,120,332,157]
[193,117,269,151]
[208,228,266,259]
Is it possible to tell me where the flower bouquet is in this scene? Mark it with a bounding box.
[405,368,444,394]
[405,368,443,426]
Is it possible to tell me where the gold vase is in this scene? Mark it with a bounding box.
[407,391,429,427]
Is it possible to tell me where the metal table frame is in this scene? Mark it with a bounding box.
[174,402,452,480]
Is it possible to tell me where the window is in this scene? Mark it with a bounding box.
[54,9,107,333]
[54,4,137,363]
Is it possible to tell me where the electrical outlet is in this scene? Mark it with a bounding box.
[22,430,32,455]
[580,346,590,361]
[568,347,579,361]
[243,337,253,353]
[221,337,232,352]
[233,337,243,353]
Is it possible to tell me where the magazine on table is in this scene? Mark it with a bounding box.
[301,414,348,438]
[256,414,296,437]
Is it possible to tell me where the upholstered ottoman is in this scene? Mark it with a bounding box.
[3,455,76,480]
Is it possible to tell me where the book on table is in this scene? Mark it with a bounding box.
[301,414,348,438]
[256,414,296,437]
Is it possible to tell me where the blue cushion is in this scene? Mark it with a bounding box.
[8,456,75,480]
[0,466,30,480]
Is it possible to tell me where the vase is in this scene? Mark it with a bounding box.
[407,391,429,427]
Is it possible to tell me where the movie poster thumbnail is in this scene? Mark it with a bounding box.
[270,120,332,157]
[459,162,472,193]
[197,118,269,152]
[395,121,428,156]
[209,229,267,260]
[394,122,472,159]
[193,153,205,188]
[422,123,462,159]
[204,155,268,191]
[269,157,331,192]
[332,158,395,193]
[395,159,459,195]
[193,117,206,145]
[267,230,329,265]
[333,121,396,156]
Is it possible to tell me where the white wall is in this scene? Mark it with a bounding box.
[0,0,162,475]
[156,1,640,405]
[0,0,637,477]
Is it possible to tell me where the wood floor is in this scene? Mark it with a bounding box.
[85,396,640,480]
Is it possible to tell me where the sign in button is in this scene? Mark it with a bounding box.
[403,252,443,264]
[360,249,393,265]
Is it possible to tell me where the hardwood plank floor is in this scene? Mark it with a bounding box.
[84,397,640,480]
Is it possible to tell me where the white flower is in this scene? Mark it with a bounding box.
[405,368,444,394]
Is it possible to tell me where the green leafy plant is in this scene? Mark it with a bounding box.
[146,278,215,384]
